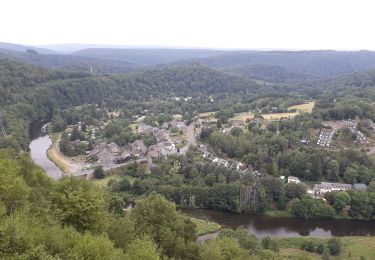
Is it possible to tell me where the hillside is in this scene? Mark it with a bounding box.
[73,48,227,65]
[0,59,264,149]
[223,64,320,83]
[0,48,141,74]
[193,50,375,79]
[0,42,56,54]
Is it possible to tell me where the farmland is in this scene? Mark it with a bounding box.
[288,101,315,113]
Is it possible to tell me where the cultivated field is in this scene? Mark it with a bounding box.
[288,101,315,113]
[262,112,299,121]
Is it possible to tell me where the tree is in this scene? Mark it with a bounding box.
[327,238,341,256]
[350,191,370,219]
[94,166,105,179]
[333,191,351,212]
[130,193,198,258]
[200,237,249,260]
[344,167,358,184]
[107,217,135,249]
[52,177,107,232]
[327,160,340,181]
[285,182,306,199]
[125,235,161,260]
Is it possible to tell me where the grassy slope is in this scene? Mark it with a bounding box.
[190,218,221,236]
[278,236,375,260]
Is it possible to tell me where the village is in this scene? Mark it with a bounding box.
[49,102,370,199]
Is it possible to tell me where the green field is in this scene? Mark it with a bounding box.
[277,236,375,260]
[198,111,217,118]
[92,174,135,187]
[190,218,221,236]
[288,101,316,113]
[262,111,299,121]
[230,111,254,123]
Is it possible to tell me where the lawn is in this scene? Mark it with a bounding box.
[261,112,299,121]
[264,210,293,218]
[230,111,254,123]
[198,111,217,118]
[288,101,315,113]
[173,114,183,120]
[129,123,139,133]
[92,174,135,187]
[277,236,375,260]
[190,218,221,236]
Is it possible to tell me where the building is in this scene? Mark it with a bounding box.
[287,176,301,184]
[313,182,352,197]
[317,129,334,147]
[353,183,367,191]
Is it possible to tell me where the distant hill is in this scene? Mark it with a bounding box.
[0,42,56,54]
[192,50,375,79]
[0,48,140,74]
[72,48,227,66]
[223,64,320,83]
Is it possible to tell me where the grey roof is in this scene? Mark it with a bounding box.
[353,183,367,190]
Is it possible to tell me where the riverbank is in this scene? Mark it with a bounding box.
[46,132,88,176]
[47,133,70,174]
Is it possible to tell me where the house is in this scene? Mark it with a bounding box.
[287,176,301,183]
[313,182,352,197]
[353,183,367,191]
[108,142,120,154]
[230,119,244,127]
[163,142,175,151]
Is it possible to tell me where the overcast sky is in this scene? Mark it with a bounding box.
[1,0,374,50]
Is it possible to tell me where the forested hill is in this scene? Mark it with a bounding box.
[0,59,264,149]
[0,58,89,106]
[223,64,320,83]
[108,64,266,98]
[0,48,140,74]
[0,42,56,54]
[72,48,227,65]
[190,50,375,80]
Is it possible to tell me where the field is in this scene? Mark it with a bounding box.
[190,218,221,236]
[230,111,254,122]
[92,174,135,187]
[277,236,375,260]
[288,101,316,113]
[262,112,299,121]
[129,123,139,133]
[173,114,183,120]
[198,111,217,118]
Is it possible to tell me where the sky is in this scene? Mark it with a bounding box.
[1,0,375,50]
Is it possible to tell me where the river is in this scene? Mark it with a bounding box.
[183,209,375,239]
[29,121,63,179]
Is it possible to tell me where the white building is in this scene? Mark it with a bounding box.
[287,176,301,183]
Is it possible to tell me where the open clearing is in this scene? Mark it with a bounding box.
[190,218,221,236]
[277,236,375,260]
[198,111,217,118]
[230,111,254,122]
[262,112,299,121]
[129,123,139,133]
[288,101,315,113]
